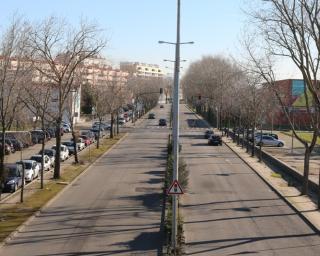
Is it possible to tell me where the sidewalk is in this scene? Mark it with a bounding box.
[223,136,320,232]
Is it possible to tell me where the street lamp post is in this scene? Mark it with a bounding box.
[159,0,193,251]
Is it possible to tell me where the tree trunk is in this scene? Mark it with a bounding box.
[116,111,119,135]
[54,120,62,179]
[110,113,114,139]
[40,134,45,189]
[72,130,78,164]
[301,147,311,195]
[96,121,101,149]
[0,126,6,184]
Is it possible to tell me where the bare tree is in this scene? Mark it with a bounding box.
[19,74,56,188]
[0,17,31,185]
[244,0,320,194]
[28,17,105,179]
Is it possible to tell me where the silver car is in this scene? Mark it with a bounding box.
[255,135,284,147]
[16,160,40,182]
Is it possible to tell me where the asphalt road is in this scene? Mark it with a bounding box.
[0,104,170,256]
[179,105,320,255]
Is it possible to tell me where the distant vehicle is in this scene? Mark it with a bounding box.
[61,141,76,155]
[0,142,12,155]
[255,135,284,147]
[16,160,40,182]
[160,105,164,108]
[51,145,69,161]
[0,139,16,153]
[70,138,85,150]
[2,163,24,192]
[61,123,71,133]
[80,130,95,141]
[30,155,51,172]
[79,135,91,146]
[118,117,126,125]
[255,132,279,140]
[204,129,214,139]
[39,149,56,167]
[208,134,222,146]
[159,118,167,126]
[148,113,155,119]
[30,130,48,144]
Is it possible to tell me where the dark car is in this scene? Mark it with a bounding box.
[39,149,56,167]
[148,113,155,119]
[3,163,23,192]
[159,118,167,126]
[0,139,16,153]
[0,142,12,155]
[208,134,222,146]
[9,139,23,151]
[160,105,164,108]
[62,141,76,155]
[30,130,48,144]
[204,129,214,139]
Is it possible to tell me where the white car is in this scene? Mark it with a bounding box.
[71,138,86,151]
[61,123,71,133]
[255,135,284,147]
[51,145,69,161]
[30,155,51,172]
[16,160,40,182]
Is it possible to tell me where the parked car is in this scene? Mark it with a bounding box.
[208,134,222,146]
[255,135,284,147]
[9,138,24,151]
[118,117,126,125]
[255,132,279,140]
[148,113,155,119]
[30,130,48,144]
[204,129,214,139]
[70,138,85,151]
[0,142,12,155]
[30,154,51,172]
[80,130,95,142]
[2,163,24,192]
[39,149,56,167]
[79,135,91,146]
[160,105,164,108]
[16,160,40,182]
[51,145,69,161]
[61,123,71,133]
[61,141,76,155]
[159,118,167,126]
[0,139,16,153]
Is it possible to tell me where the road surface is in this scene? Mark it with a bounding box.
[180,104,320,256]
[0,104,170,256]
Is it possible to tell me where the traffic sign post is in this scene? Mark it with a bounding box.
[167,180,183,195]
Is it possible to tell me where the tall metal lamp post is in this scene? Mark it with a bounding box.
[159,0,193,251]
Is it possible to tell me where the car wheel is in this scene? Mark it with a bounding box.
[278,142,284,147]
[31,174,34,181]
[13,183,18,192]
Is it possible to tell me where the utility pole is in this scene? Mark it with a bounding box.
[171,0,181,250]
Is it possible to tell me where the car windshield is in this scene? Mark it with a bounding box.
[44,150,54,156]
[8,168,18,177]
[63,142,73,146]
[22,162,32,169]
[30,156,41,162]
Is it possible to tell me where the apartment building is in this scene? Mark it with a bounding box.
[120,62,165,78]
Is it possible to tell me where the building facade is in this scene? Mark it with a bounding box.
[120,62,165,78]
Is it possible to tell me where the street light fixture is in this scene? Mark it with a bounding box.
[159,0,193,251]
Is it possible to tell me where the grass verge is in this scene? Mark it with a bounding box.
[281,131,320,145]
[0,134,124,243]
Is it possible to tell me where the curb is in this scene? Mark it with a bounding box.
[0,133,128,249]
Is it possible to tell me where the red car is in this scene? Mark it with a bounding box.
[79,135,91,146]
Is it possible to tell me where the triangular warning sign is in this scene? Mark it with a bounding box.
[167,179,184,195]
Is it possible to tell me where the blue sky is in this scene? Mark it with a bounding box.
[0,0,248,72]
